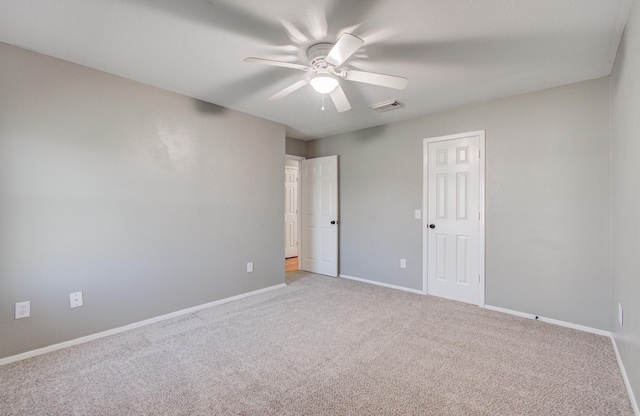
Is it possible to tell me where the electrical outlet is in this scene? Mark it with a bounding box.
[15,301,30,319]
[70,291,83,308]
[415,209,421,219]
[400,259,406,268]
[247,262,254,273]
[618,303,624,326]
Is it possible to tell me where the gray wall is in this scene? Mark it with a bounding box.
[0,43,285,359]
[611,0,640,407]
[285,137,308,158]
[308,77,611,330]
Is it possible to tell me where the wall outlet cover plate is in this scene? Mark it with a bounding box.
[15,301,31,319]
[70,291,83,308]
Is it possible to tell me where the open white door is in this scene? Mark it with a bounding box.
[424,131,485,305]
[300,156,339,277]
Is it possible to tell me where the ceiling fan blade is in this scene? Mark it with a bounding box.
[343,70,408,90]
[268,79,310,101]
[244,58,310,71]
[329,84,351,112]
[325,33,364,67]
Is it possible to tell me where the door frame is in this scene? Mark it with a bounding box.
[422,131,486,306]
[285,155,305,264]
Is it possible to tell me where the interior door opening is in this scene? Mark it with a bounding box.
[285,155,339,278]
[285,155,304,273]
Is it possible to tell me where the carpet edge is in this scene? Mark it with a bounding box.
[0,283,287,366]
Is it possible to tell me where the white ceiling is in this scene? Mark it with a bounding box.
[0,0,633,140]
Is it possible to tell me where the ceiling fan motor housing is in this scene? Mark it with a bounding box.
[307,43,334,71]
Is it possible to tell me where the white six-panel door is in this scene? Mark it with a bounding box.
[424,131,484,305]
[284,166,299,258]
[300,156,339,277]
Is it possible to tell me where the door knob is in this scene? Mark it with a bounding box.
[429,224,435,229]
[331,220,336,225]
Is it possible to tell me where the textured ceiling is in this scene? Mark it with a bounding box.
[0,0,633,140]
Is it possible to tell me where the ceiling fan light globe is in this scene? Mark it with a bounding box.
[310,76,339,94]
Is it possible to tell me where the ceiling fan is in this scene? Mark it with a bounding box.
[244,33,408,112]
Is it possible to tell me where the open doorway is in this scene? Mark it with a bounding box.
[285,155,304,273]
[285,154,340,277]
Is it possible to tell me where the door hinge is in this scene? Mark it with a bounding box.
[478,274,481,283]
[478,212,480,220]
[478,150,481,158]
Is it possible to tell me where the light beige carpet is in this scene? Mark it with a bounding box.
[0,272,634,415]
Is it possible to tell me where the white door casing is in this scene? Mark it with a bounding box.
[423,131,485,305]
[300,156,339,277]
[285,166,299,258]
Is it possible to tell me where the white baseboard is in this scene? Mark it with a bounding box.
[340,274,426,295]
[483,304,611,337]
[611,335,640,416]
[0,283,287,366]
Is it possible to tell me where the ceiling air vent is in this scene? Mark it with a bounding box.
[370,100,404,113]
